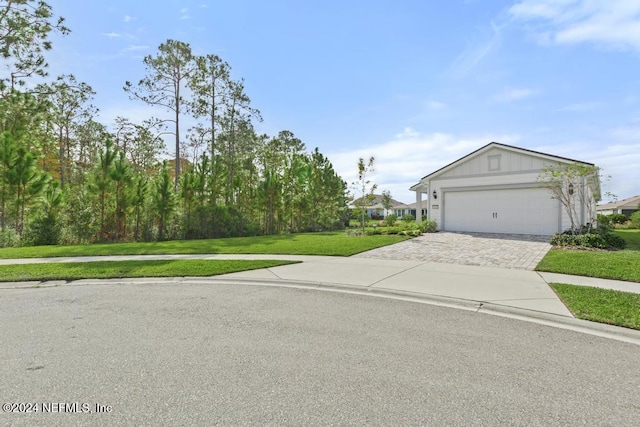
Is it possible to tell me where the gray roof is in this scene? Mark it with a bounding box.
[349,194,407,209]
[597,195,640,210]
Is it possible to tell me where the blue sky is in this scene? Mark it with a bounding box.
[44,0,640,204]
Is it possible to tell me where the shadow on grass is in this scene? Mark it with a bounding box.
[614,230,640,251]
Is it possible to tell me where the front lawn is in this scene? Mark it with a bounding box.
[551,283,640,330]
[536,230,640,282]
[0,232,411,259]
[0,260,298,282]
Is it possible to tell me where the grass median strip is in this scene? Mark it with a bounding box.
[0,260,299,282]
[537,250,640,282]
[536,230,640,282]
[0,232,410,259]
[551,283,640,330]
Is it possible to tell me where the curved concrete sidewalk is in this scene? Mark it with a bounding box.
[3,254,640,345]
[4,253,639,311]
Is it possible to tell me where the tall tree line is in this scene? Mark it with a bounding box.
[0,0,348,246]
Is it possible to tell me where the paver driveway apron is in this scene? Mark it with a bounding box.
[354,232,551,270]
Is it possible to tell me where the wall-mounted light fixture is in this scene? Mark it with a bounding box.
[432,190,437,200]
[568,183,574,195]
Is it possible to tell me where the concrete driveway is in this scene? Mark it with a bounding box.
[354,232,551,270]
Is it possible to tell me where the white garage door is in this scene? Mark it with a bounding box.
[443,188,560,235]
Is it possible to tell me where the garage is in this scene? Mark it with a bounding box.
[410,142,598,236]
[443,187,560,235]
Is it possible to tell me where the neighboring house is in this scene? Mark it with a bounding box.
[392,203,411,218]
[406,201,427,219]
[597,195,640,217]
[349,194,408,218]
[410,142,599,236]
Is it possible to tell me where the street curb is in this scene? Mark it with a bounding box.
[200,277,640,346]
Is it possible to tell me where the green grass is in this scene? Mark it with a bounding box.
[615,229,640,249]
[0,259,298,282]
[551,283,640,330]
[0,232,411,259]
[536,230,640,282]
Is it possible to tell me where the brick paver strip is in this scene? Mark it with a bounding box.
[354,232,551,270]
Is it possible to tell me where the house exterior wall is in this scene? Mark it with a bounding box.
[418,146,597,234]
[427,170,546,230]
[438,148,549,179]
[597,208,617,215]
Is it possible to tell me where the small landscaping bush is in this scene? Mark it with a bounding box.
[608,213,628,225]
[550,229,626,249]
[24,214,63,246]
[401,222,423,232]
[422,219,437,233]
[630,211,640,229]
[384,214,397,227]
[597,214,611,227]
[402,214,415,222]
[383,227,401,235]
[0,229,20,248]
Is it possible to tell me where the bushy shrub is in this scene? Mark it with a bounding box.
[422,219,437,233]
[383,227,401,235]
[183,205,260,239]
[597,214,611,227]
[0,228,20,248]
[602,233,627,248]
[402,214,415,222]
[609,213,628,225]
[402,221,423,231]
[630,211,640,229]
[62,189,99,243]
[550,232,625,249]
[24,215,62,246]
[346,228,367,236]
[384,214,397,227]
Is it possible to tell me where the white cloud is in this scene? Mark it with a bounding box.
[102,32,122,38]
[123,15,134,23]
[535,130,640,200]
[509,0,640,51]
[556,102,601,112]
[327,127,640,204]
[426,100,447,110]
[449,21,503,77]
[123,45,149,52]
[588,141,640,199]
[328,130,520,203]
[492,87,538,102]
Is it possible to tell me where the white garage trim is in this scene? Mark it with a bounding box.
[442,186,561,235]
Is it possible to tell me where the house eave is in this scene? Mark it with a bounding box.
[417,142,595,182]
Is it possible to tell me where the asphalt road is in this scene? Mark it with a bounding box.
[1,280,639,426]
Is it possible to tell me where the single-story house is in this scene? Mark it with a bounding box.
[405,201,427,219]
[596,195,640,217]
[410,142,599,236]
[391,203,411,219]
[349,194,408,218]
